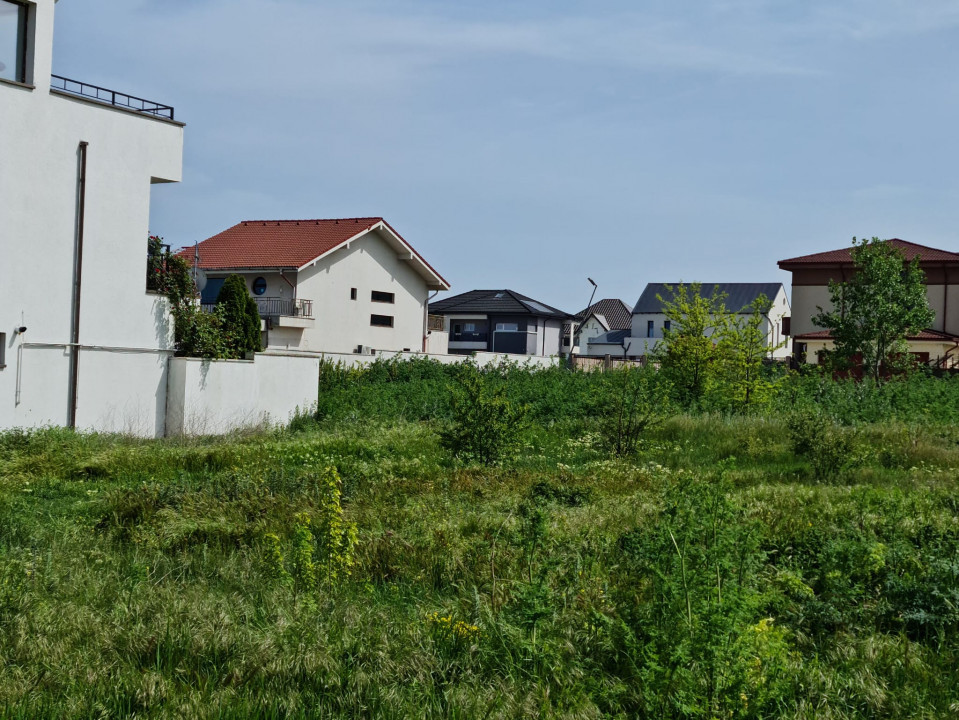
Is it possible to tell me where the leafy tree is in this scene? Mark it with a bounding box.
[653,283,732,406]
[597,364,672,456]
[215,274,263,357]
[718,294,782,410]
[813,237,934,382]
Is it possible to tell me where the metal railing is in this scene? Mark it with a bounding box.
[50,74,175,120]
[200,297,313,319]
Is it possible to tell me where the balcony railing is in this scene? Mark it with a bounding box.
[51,74,175,120]
[200,297,313,319]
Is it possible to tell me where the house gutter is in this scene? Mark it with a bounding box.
[424,290,440,352]
[68,140,88,429]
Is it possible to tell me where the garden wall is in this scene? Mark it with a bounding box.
[165,353,320,436]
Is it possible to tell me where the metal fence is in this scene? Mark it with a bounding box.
[51,75,175,120]
[201,298,313,319]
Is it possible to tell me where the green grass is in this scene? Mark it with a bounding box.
[2,365,959,717]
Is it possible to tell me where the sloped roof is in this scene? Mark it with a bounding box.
[633,283,784,314]
[563,298,632,337]
[429,289,568,318]
[588,329,631,345]
[794,328,959,341]
[178,217,449,289]
[779,239,959,268]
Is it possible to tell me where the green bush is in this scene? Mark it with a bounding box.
[215,274,262,357]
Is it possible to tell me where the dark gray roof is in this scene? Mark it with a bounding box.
[632,283,784,314]
[588,329,630,345]
[430,289,569,318]
[561,298,631,336]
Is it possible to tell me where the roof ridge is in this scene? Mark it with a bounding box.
[238,217,383,225]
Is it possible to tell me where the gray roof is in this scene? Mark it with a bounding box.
[588,329,630,345]
[430,289,569,318]
[632,283,784,314]
[562,298,632,336]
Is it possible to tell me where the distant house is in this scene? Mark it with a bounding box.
[561,299,632,355]
[183,218,449,354]
[429,290,569,357]
[778,239,959,368]
[624,283,791,359]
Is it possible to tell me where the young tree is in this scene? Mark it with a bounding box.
[653,283,732,406]
[215,274,263,357]
[719,294,781,410]
[812,237,934,382]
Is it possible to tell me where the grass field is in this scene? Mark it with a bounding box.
[2,362,959,718]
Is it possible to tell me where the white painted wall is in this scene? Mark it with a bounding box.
[0,0,184,436]
[166,354,320,435]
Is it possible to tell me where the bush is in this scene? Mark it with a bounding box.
[439,364,527,465]
[215,274,262,357]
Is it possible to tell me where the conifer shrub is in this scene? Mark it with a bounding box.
[215,274,262,357]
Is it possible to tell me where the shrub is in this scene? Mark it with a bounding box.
[215,274,262,357]
[439,365,527,465]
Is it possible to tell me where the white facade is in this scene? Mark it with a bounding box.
[624,285,791,359]
[0,0,184,436]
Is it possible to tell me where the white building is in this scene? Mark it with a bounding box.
[621,283,791,359]
[184,218,450,355]
[0,0,184,436]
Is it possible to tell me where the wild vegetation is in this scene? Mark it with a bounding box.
[2,360,959,718]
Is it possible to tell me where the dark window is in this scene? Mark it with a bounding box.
[451,320,488,342]
[0,332,5,368]
[0,1,28,84]
[664,320,671,332]
[371,314,394,327]
[647,320,654,338]
[252,277,267,296]
[371,290,395,304]
[350,288,357,300]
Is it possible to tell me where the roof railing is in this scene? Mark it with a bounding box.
[50,74,175,120]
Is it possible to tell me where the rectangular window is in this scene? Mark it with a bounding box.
[0,0,28,84]
[647,320,655,338]
[664,320,671,332]
[0,332,5,368]
[496,322,520,332]
[451,319,488,342]
[371,290,395,304]
[371,314,394,327]
[350,288,357,300]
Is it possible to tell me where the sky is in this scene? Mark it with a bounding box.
[52,0,959,313]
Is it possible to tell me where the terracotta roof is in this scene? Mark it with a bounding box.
[794,329,959,342]
[429,289,569,318]
[178,218,449,289]
[779,239,959,268]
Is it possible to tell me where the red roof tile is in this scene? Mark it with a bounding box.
[794,329,959,342]
[779,239,959,268]
[177,217,448,288]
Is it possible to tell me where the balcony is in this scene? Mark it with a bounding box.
[50,74,175,120]
[201,297,313,325]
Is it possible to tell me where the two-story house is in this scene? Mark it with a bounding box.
[183,218,450,355]
[1,0,184,436]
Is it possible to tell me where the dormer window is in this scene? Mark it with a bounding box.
[0,0,28,84]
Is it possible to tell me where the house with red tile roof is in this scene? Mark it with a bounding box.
[778,239,959,368]
[181,218,449,354]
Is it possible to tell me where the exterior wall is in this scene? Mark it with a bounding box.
[583,343,627,359]
[425,329,449,354]
[578,316,609,346]
[543,319,563,356]
[310,350,558,370]
[441,313,562,357]
[267,228,428,354]
[166,354,320,436]
[798,339,958,369]
[0,0,184,436]
[789,285,836,337]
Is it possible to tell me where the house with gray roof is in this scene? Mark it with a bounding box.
[617,282,791,359]
[429,290,570,356]
[561,298,633,354]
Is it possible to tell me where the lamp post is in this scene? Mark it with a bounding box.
[569,277,598,361]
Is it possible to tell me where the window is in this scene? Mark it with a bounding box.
[0,0,28,84]
[664,320,671,332]
[371,314,393,327]
[647,320,654,338]
[0,332,5,368]
[252,277,267,296]
[350,288,357,300]
[496,322,520,332]
[451,320,488,342]
[371,290,395,304]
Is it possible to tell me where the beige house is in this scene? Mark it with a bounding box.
[778,239,959,368]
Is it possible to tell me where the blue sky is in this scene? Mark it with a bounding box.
[53,0,959,312]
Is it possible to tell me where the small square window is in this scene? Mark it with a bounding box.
[371,290,395,304]
[350,288,357,300]
[371,314,394,328]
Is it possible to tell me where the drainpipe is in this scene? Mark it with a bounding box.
[424,290,440,352]
[68,141,88,429]
[943,264,949,334]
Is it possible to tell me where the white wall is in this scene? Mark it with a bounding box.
[261,228,430,354]
[0,0,184,436]
[166,354,320,436]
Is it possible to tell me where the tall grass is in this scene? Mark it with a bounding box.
[1,362,959,717]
